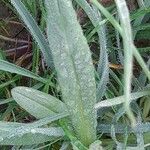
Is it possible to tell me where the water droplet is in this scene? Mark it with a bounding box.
[8,134,15,138]
[0,137,3,142]
[31,129,36,134]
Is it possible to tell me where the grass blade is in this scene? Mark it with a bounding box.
[95,89,150,109]
[10,0,53,68]
[91,0,150,82]
[115,0,135,125]
[0,60,50,84]
[97,122,150,133]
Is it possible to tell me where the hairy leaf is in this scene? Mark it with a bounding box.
[11,87,68,118]
[45,0,97,146]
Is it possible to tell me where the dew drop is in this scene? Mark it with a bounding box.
[31,129,36,134]
[0,137,3,142]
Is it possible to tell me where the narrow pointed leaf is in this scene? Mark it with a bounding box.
[0,60,48,84]
[97,122,150,133]
[10,0,53,68]
[95,89,150,109]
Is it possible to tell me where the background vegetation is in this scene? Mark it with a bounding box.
[0,0,150,149]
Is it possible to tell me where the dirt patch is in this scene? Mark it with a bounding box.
[0,2,31,60]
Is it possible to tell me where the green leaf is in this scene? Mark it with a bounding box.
[11,87,68,118]
[91,0,150,81]
[76,0,109,101]
[0,112,68,145]
[0,98,14,105]
[10,0,53,68]
[131,7,150,21]
[115,0,135,124]
[45,0,97,146]
[143,97,150,118]
[0,126,64,145]
[0,75,20,89]
[97,122,150,133]
[95,89,150,109]
[89,140,103,150]
[0,112,68,129]
[0,60,50,84]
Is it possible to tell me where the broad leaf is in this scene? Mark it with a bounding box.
[11,87,68,118]
[0,112,68,145]
[45,0,97,146]
[0,126,64,145]
[75,0,109,101]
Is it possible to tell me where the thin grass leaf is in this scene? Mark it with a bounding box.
[97,122,150,133]
[0,60,50,84]
[0,98,14,105]
[10,0,53,68]
[92,6,109,101]
[131,7,150,21]
[11,87,68,119]
[28,112,69,128]
[0,75,20,89]
[95,89,150,109]
[60,142,70,150]
[0,112,68,129]
[133,0,150,39]
[91,0,150,81]
[115,0,135,125]
[45,0,97,146]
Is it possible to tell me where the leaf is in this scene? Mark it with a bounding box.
[75,0,109,101]
[143,97,150,118]
[95,89,150,109]
[45,0,97,146]
[0,98,14,105]
[95,12,109,101]
[0,60,48,84]
[0,75,20,89]
[97,122,150,133]
[131,7,150,21]
[10,0,53,68]
[0,126,64,145]
[91,0,150,81]
[115,0,135,124]
[0,112,68,129]
[11,87,68,118]
[89,140,103,150]
[0,112,68,145]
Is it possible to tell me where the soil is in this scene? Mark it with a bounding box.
[0,2,31,60]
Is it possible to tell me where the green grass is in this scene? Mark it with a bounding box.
[0,0,150,149]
